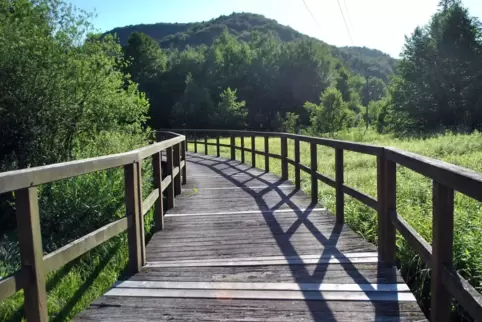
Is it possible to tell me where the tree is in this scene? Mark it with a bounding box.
[305,88,353,134]
[390,1,482,132]
[214,88,247,129]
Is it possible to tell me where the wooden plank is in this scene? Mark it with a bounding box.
[0,151,138,194]
[442,265,482,320]
[166,147,175,209]
[44,217,128,273]
[137,160,146,265]
[104,288,416,302]
[430,181,454,322]
[194,133,197,153]
[294,138,300,189]
[264,136,269,172]
[378,158,396,266]
[241,136,245,163]
[314,171,336,188]
[204,136,208,155]
[390,211,432,267]
[173,144,181,196]
[251,135,256,167]
[230,135,235,160]
[385,147,482,202]
[0,269,28,301]
[310,142,318,204]
[142,189,159,216]
[16,187,48,321]
[281,137,288,180]
[342,185,378,210]
[181,141,187,185]
[216,137,220,157]
[165,207,327,217]
[124,163,143,273]
[114,281,410,292]
[299,163,311,174]
[136,135,185,160]
[145,257,380,267]
[335,148,344,224]
[152,152,164,230]
[161,175,171,192]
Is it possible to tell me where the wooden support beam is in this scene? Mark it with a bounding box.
[310,142,318,204]
[335,148,344,224]
[264,136,269,172]
[166,147,175,209]
[281,137,288,180]
[152,152,164,230]
[136,160,146,265]
[377,156,396,266]
[241,136,245,163]
[216,137,220,157]
[294,138,300,189]
[204,136,208,155]
[124,163,143,274]
[173,144,181,196]
[194,133,197,153]
[251,135,256,167]
[181,140,187,185]
[16,187,48,322]
[431,181,454,322]
[230,135,235,160]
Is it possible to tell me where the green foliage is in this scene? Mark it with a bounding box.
[105,12,397,81]
[282,112,299,133]
[390,1,482,132]
[0,1,151,320]
[215,87,247,129]
[305,88,353,134]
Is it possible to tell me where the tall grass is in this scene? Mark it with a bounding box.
[196,129,482,321]
[0,131,156,321]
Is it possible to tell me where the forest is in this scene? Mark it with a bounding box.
[0,0,482,320]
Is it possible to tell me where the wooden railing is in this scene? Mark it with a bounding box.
[0,132,187,322]
[177,128,482,322]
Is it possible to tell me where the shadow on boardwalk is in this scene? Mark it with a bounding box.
[187,153,399,321]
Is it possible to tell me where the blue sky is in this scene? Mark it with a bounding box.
[68,0,482,57]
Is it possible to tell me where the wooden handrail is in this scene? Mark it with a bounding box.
[0,132,187,321]
[176,128,482,321]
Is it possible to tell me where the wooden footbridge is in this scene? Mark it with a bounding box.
[1,130,482,321]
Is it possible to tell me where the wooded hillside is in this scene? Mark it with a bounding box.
[105,12,396,81]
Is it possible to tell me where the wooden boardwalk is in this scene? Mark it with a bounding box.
[75,152,425,321]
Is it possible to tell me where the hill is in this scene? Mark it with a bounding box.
[106,12,396,81]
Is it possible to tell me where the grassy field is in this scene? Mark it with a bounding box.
[191,129,482,320]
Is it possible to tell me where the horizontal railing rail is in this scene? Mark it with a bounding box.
[0,132,187,322]
[174,128,482,322]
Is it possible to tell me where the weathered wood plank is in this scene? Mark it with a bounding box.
[16,187,48,322]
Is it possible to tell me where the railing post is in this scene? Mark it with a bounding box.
[431,181,454,322]
[152,152,164,230]
[251,135,256,167]
[216,136,220,157]
[181,140,187,185]
[335,148,344,224]
[166,146,175,209]
[377,154,396,266]
[230,134,235,160]
[16,187,48,322]
[194,133,198,153]
[204,136,208,155]
[281,136,288,180]
[264,136,269,172]
[310,142,318,204]
[173,143,181,196]
[137,160,146,264]
[184,131,188,152]
[294,138,300,189]
[124,162,143,273]
[241,136,245,163]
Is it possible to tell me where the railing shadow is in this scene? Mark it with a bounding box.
[185,152,400,321]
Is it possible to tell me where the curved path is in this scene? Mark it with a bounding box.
[75,152,425,321]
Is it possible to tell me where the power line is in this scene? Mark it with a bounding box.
[336,0,354,45]
[343,0,356,36]
[301,0,324,38]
